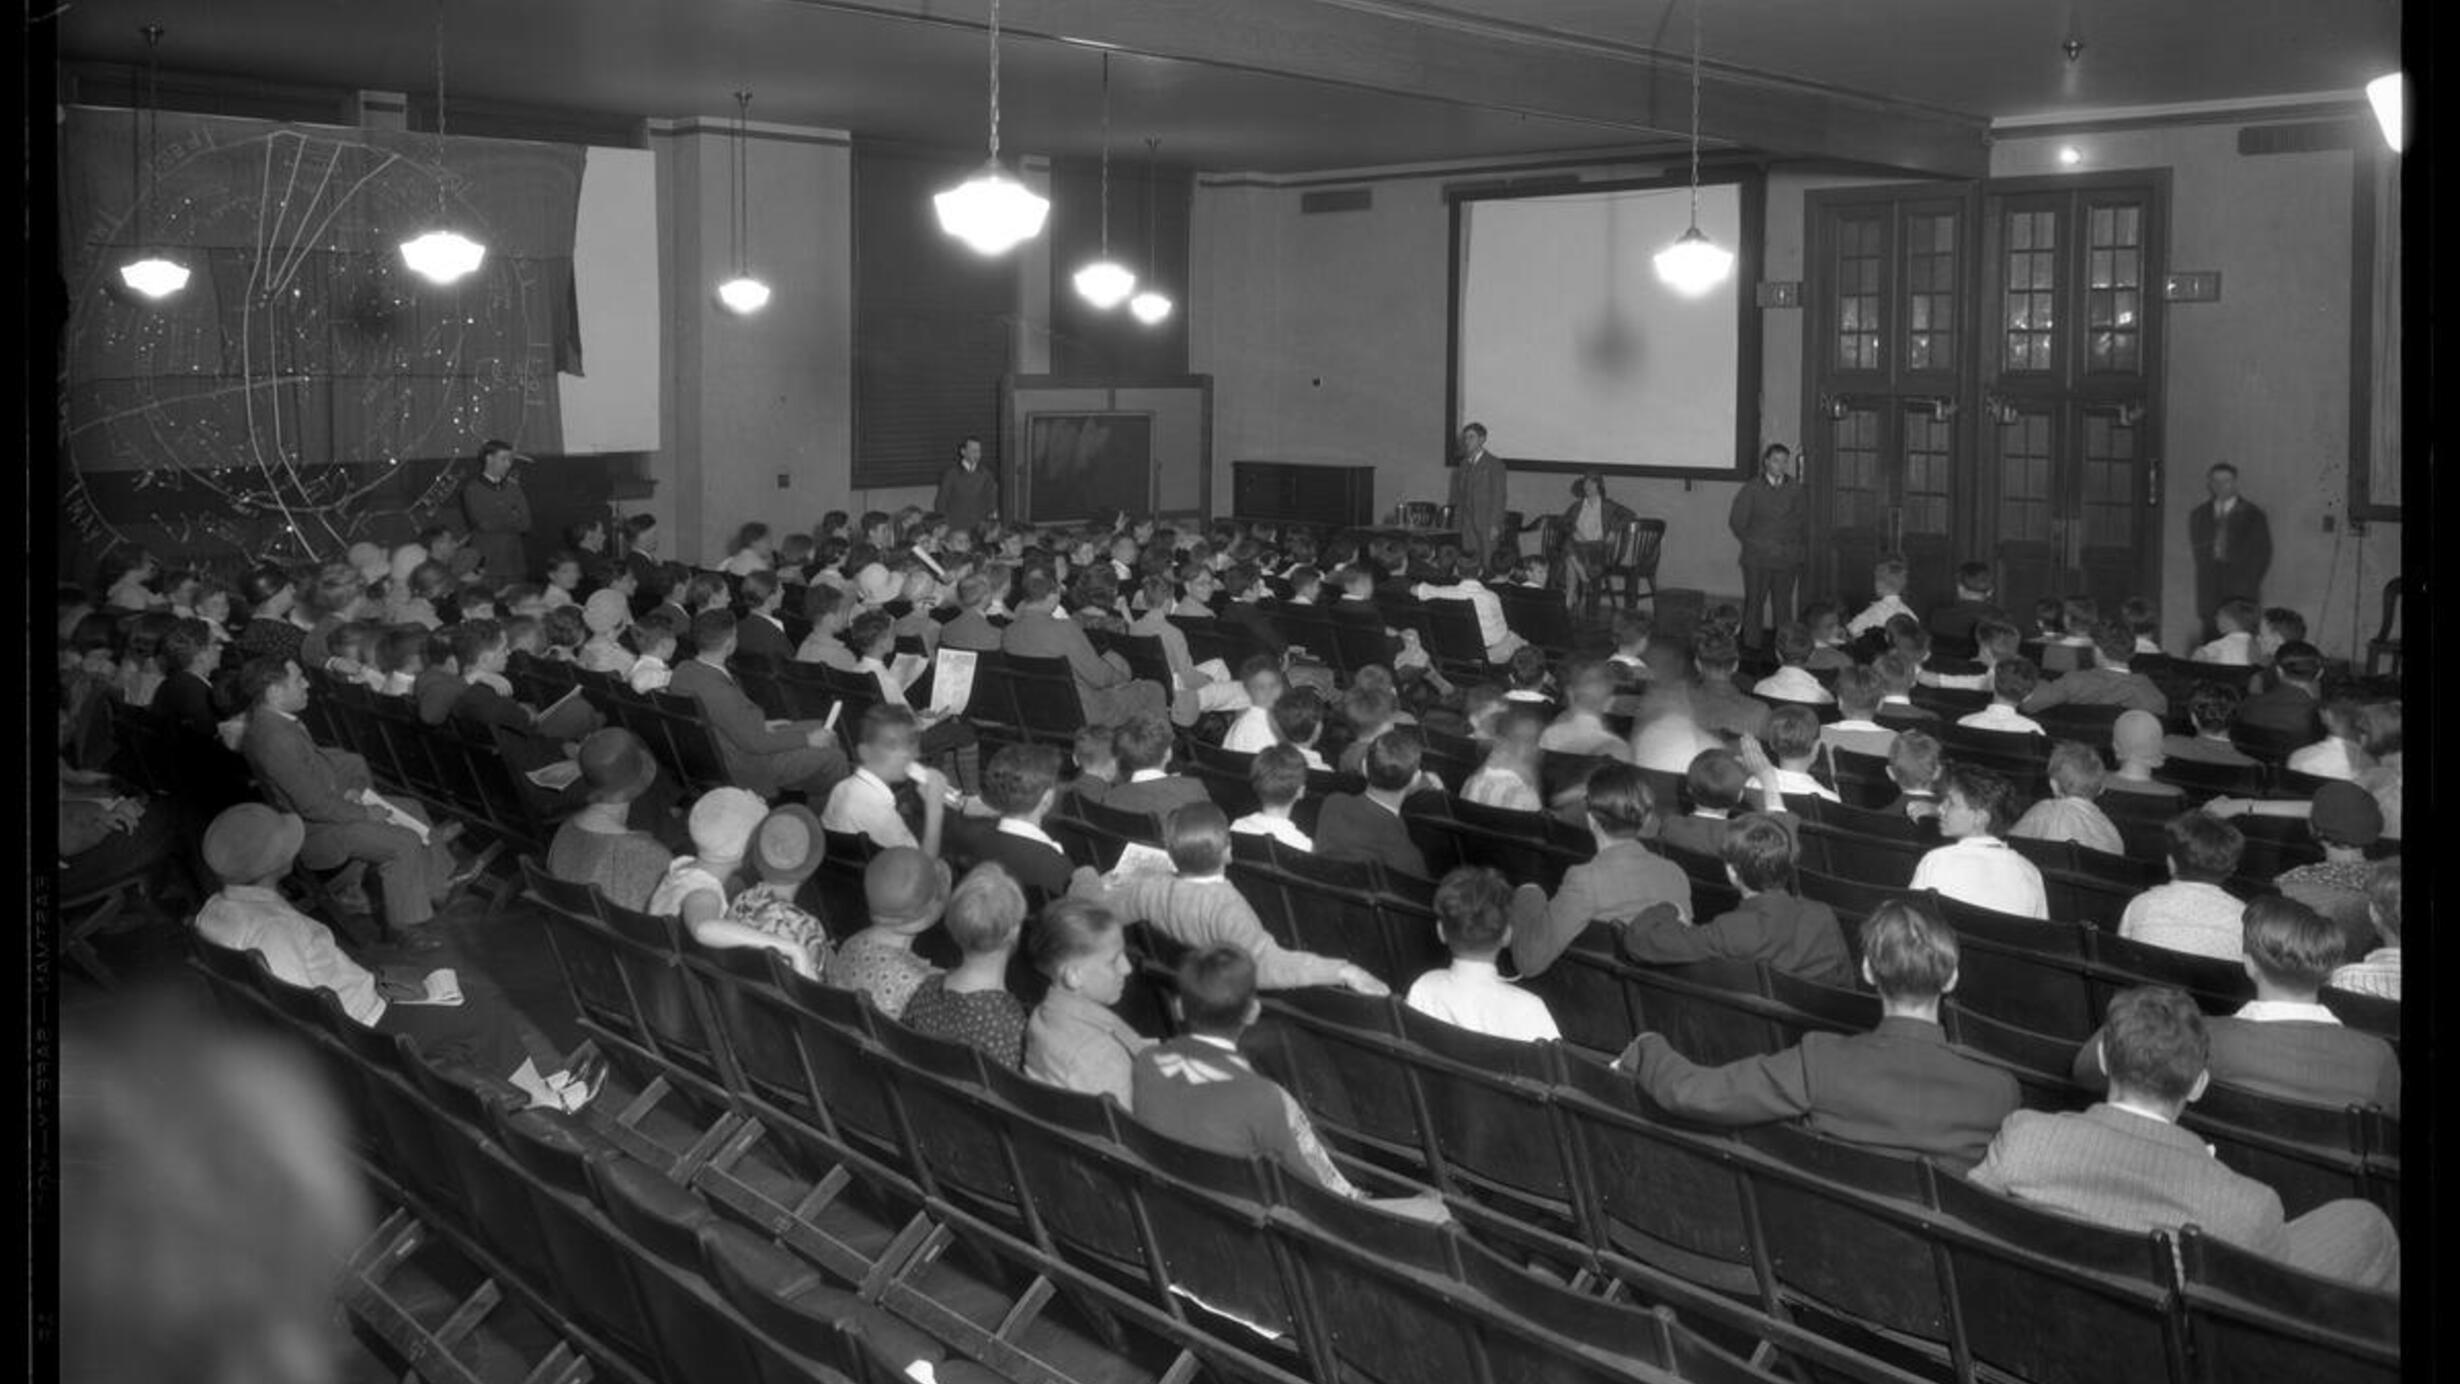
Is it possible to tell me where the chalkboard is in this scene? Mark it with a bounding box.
[1024,412,1154,523]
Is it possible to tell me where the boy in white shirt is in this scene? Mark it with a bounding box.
[1910,765,2049,919]
[2192,598,2259,665]
[1405,865,1560,1042]
[1846,558,1917,638]
[1221,657,1288,755]
[1751,622,1834,705]
[2120,597,2168,659]
[1750,705,1841,804]
[625,612,681,693]
[2287,698,2363,781]
[1229,744,1314,851]
[1269,687,1333,772]
[1607,608,1654,682]
[1956,658,2047,736]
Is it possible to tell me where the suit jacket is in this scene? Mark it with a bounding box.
[2071,1015,2400,1116]
[1620,890,1857,988]
[1101,773,1215,821]
[937,609,1003,653]
[241,708,380,865]
[156,668,224,740]
[1927,598,2001,645]
[734,611,795,663]
[2233,683,2321,743]
[2187,498,2272,599]
[954,823,1077,899]
[1727,478,1808,571]
[1511,838,1694,978]
[1001,606,1133,692]
[1313,793,1429,880]
[666,657,816,782]
[461,473,533,582]
[1634,1016,2021,1173]
[934,462,1000,533]
[2019,666,2169,716]
[1449,451,1510,555]
[1970,1104,2294,1257]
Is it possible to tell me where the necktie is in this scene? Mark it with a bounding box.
[2213,501,2230,562]
[891,778,928,839]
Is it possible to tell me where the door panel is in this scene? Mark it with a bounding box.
[1822,406,1888,604]
[1896,405,1960,603]
[1992,407,2062,622]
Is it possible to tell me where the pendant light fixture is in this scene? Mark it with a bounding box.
[118,24,190,300]
[716,91,772,313]
[399,0,487,285]
[934,0,1049,256]
[1071,52,1136,310]
[1127,137,1173,325]
[1653,0,1734,297]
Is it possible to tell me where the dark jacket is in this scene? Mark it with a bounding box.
[1728,478,1808,571]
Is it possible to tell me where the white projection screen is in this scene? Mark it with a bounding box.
[1451,175,1761,477]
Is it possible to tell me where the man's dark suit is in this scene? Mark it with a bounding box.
[665,658,847,797]
[1620,890,1856,988]
[937,609,1003,653]
[156,668,224,740]
[2233,682,2321,744]
[1313,793,1429,880]
[951,823,1076,900]
[733,611,795,663]
[1927,598,2002,646]
[2187,496,2273,633]
[1632,1015,2021,1173]
[2072,1014,2401,1117]
[1728,477,1808,647]
[1099,773,1214,821]
[241,706,452,927]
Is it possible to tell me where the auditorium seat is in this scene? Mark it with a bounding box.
[1245,988,1429,1178]
[599,897,740,1094]
[589,1154,775,1384]
[1924,1170,2183,1384]
[2173,1226,2400,1384]
[1393,1005,1579,1232]
[2180,1083,2378,1219]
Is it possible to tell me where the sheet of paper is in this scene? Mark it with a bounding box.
[525,760,585,791]
[929,648,978,716]
[1106,841,1177,883]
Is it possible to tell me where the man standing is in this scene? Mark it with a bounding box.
[1729,443,1807,651]
[935,436,1000,535]
[461,439,533,584]
[2187,463,2271,640]
[1449,423,1509,575]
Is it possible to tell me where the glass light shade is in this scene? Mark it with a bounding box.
[1128,289,1173,324]
[933,160,1050,256]
[1073,258,1137,309]
[399,228,488,284]
[2367,73,2404,152]
[717,275,773,314]
[118,255,191,299]
[1653,225,1735,297]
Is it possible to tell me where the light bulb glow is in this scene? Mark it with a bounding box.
[118,255,191,298]
[399,229,487,284]
[1128,289,1173,324]
[1653,225,1734,297]
[2057,145,2084,166]
[1073,259,1137,309]
[933,161,1051,256]
[717,275,773,313]
[2367,73,2405,152]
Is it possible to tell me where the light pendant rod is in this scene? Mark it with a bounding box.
[1686,0,1702,229]
[1073,50,1137,308]
[718,91,771,312]
[1129,136,1173,324]
[119,23,190,299]
[1654,0,1732,297]
[1099,53,1112,255]
[933,0,1048,255]
[401,0,488,284]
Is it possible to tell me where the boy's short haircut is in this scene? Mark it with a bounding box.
[2240,895,2343,990]
[1684,747,1749,811]
[2187,682,2241,733]
[448,618,508,669]
[1508,644,1551,687]
[1237,654,1282,687]
[237,655,295,707]
[1888,617,1932,658]
[1433,866,1515,955]
[1363,726,1426,792]
[1072,723,1116,766]
[1764,705,1823,762]
[2365,862,2401,941]
[2120,597,2160,635]
[1113,712,1177,773]
[1249,744,1309,809]
[542,606,587,649]
[981,743,1063,815]
[1873,651,1919,695]
[2033,596,2067,632]
[1773,621,1814,666]
[1973,619,2022,653]
[2316,695,2365,737]
[1271,687,1326,746]
[1800,601,1839,635]
[858,702,921,750]
[741,570,779,606]
[1344,684,1398,731]
[802,582,847,623]
[2045,740,2106,800]
[630,608,682,651]
[2163,810,2246,883]
[847,609,895,654]
[2100,987,2209,1104]
[2216,598,2259,632]
[1991,657,2041,705]
[1873,558,1909,593]
[2061,596,2101,633]
[1693,632,1740,676]
[690,610,738,654]
[1721,812,1799,892]
[2271,642,2324,683]
[1888,729,1942,788]
[943,863,1028,956]
[2260,607,2308,643]
[1584,762,1656,837]
[1287,564,1322,592]
[1612,608,1654,648]
[684,573,730,610]
[1141,574,1178,610]
[1861,897,1960,1002]
[1955,561,1995,596]
[1031,898,1121,979]
[1176,945,1260,1032]
[1833,665,1884,718]
[2358,701,2401,758]
[2091,619,2136,666]
[1940,764,2014,834]
[1165,803,1233,875]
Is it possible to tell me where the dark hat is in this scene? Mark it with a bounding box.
[751,805,826,886]
[2309,781,2383,847]
[576,728,657,804]
[203,803,306,883]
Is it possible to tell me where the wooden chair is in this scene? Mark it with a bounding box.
[1601,517,1667,609]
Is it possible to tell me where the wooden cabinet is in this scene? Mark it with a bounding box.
[1230,461,1375,530]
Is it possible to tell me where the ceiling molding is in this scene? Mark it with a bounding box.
[645,115,854,146]
[1990,90,2368,137]
[1197,141,1697,189]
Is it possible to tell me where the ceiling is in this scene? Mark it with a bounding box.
[49,0,2400,175]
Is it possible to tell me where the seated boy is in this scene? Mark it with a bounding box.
[1220,656,1287,755]
[1334,684,1402,776]
[2161,683,2259,767]
[1818,665,1898,760]
[1317,729,1437,878]
[901,862,1031,1071]
[1406,866,1560,1042]
[1462,704,1546,813]
[1921,618,2018,693]
[1800,603,1856,672]
[1956,657,2046,736]
[2115,810,2249,961]
[2103,710,2187,799]
[1024,898,1152,1106]
[1657,743,1786,859]
[1539,659,1635,760]
[625,610,683,693]
[1927,561,2000,645]
[2009,740,2126,857]
[1230,744,1314,850]
[963,742,1076,897]
[821,704,954,856]
[1751,705,1840,804]
[1607,608,1655,680]
[1065,724,1120,806]
[1268,687,1333,771]
[1619,812,1856,986]
[2327,864,2400,1002]
[1846,558,1916,638]
[1881,729,1945,823]
[1909,765,2048,919]
[2120,596,2166,658]
[823,847,951,1018]
[2192,598,2260,665]
[1751,622,1834,705]
[1510,763,1692,977]
[2287,696,2364,781]
[1102,711,1214,818]
[1871,652,1936,728]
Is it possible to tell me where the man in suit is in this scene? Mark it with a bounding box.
[1215,563,1289,658]
[1314,726,1438,881]
[1728,443,1808,651]
[1509,761,1694,977]
[2073,895,2399,1115]
[235,656,466,942]
[936,573,1004,653]
[2187,463,2272,641]
[2233,641,2325,744]
[460,440,533,584]
[999,569,1168,725]
[1619,812,1857,987]
[1099,711,1214,819]
[1926,562,2003,647]
[731,571,795,662]
[949,742,1075,898]
[1971,985,2398,1291]
[1448,423,1509,574]
[665,611,849,799]
[2018,620,2170,717]
[933,436,1000,536]
[1619,898,2020,1173]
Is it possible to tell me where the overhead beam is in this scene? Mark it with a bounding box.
[781,0,1990,178]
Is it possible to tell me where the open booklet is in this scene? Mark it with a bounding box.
[525,759,585,791]
[1104,840,1177,884]
[389,968,464,1007]
[363,792,432,845]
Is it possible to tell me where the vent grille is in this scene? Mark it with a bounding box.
[2238,119,2366,156]
[1299,187,1373,214]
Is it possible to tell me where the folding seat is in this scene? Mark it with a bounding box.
[2084,930,2254,1017]
[776,970,916,1179]
[1451,1232,1785,1384]
[1805,826,1927,888]
[812,828,879,940]
[1074,797,1167,850]
[337,1209,601,1384]
[393,1044,557,1290]
[731,652,793,720]
[976,1062,1152,1290]
[700,1217,935,1384]
[1269,607,1343,675]
[1391,1006,1575,1233]
[1263,1170,1489,1384]
[587,1153,773,1384]
[1222,852,1300,954]
[1939,1002,2095,1111]
[2318,985,2398,1049]
[2173,1225,2399,1384]
[2178,1083,2374,1218]
[1735,1124,1961,1379]
[365,695,448,801]
[1924,1168,2186,1384]
[1184,739,1262,819]
[1658,838,1744,920]
[521,856,656,1060]
[185,930,278,1025]
[2230,812,2326,879]
[1264,843,1410,983]
[1364,880,1451,994]
[1795,869,1911,940]
[1799,796,1928,847]
[599,897,740,1092]
[2155,756,2266,803]
[775,662,852,735]
[1907,685,1988,720]
[1418,597,1491,677]
[1553,1046,1765,1298]
[1930,901,2100,1040]
[1511,928,1641,1055]
[1825,748,1897,810]
[868,1018,1029,1232]
[1006,654,1092,746]
[688,941,817,1120]
[1108,633,1177,690]
[1445,796,1589,894]
[1763,968,1882,1040]
[1619,957,1790,1065]
[325,991,469,1216]
[650,690,738,792]
[1108,1117,1320,1371]
[1245,989,1429,1178]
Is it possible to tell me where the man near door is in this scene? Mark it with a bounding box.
[1729,443,1807,652]
[2188,463,2271,641]
[935,436,1000,535]
[1449,423,1509,574]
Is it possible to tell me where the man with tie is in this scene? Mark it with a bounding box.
[1728,442,1808,652]
[2186,463,2272,641]
[461,440,533,584]
[1449,423,1510,575]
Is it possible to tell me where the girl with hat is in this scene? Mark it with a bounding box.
[647,786,766,939]
[714,804,835,979]
[545,730,675,912]
[578,589,637,676]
